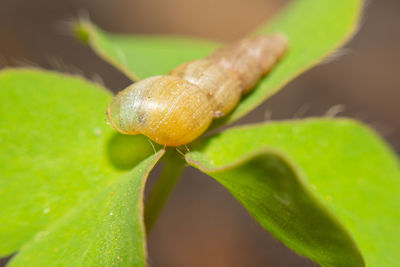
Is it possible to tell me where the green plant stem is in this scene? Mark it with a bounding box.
[144,149,185,231]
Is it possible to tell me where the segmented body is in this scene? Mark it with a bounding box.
[106,34,288,146]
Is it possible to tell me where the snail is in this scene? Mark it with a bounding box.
[106,34,288,146]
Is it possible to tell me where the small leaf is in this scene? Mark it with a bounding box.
[0,69,156,256]
[7,151,164,267]
[212,0,364,127]
[74,21,220,80]
[186,119,400,266]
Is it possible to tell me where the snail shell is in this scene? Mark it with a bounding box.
[106,33,287,146]
[106,75,213,146]
[169,59,242,118]
[208,34,288,93]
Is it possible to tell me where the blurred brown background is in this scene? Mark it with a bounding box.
[1,0,399,266]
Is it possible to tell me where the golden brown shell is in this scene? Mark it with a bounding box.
[106,33,288,146]
[208,34,288,93]
[106,75,213,146]
[169,59,242,118]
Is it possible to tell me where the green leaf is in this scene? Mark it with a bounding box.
[186,119,400,266]
[0,69,157,257]
[73,21,220,81]
[212,0,363,127]
[75,0,363,129]
[7,151,164,267]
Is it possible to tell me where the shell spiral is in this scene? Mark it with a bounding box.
[106,34,288,146]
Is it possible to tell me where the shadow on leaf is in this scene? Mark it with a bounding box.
[106,132,160,170]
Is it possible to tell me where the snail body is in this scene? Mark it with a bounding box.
[106,34,288,146]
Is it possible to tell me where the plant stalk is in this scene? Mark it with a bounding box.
[144,149,185,231]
